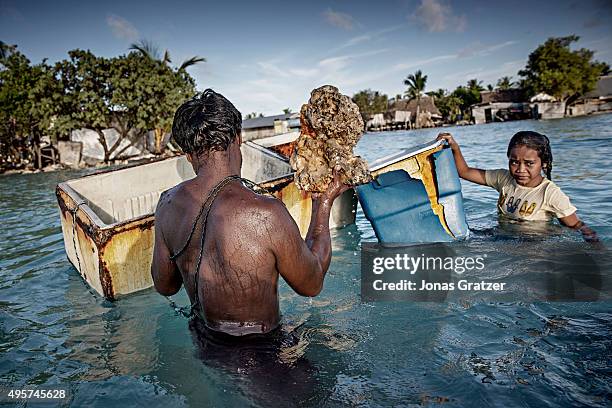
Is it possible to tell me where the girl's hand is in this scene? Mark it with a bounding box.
[579,225,600,243]
[560,215,601,245]
[437,132,458,149]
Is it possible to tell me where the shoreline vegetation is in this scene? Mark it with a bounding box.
[1,35,609,175]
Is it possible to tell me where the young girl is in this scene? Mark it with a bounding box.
[437,131,598,242]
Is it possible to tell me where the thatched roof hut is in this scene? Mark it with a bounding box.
[583,75,612,99]
[389,95,441,117]
[481,89,527,104]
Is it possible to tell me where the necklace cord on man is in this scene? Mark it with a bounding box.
[165,175,263,318]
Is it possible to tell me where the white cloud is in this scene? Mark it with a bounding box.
[391,54,456,72]
[220,49,397,114]
[325,25,402,56]
[458,40,518,58]
[319,49,389,71]
[442,60,525,84]
[106,14,139,41]
[323,9,358,30]
[318,55,351,70]
[288,68,320,78]
[346,25,402,47]
[213,34,522,114]
[411,0,467,33]
[256,61,290,78]
[345,34,372,47]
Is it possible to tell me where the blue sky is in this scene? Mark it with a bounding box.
[1,0,611,116]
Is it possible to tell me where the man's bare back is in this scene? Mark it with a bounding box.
[156,177,286,334]
[151,90,348,337]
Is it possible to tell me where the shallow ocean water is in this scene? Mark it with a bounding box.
[0,115,611,407]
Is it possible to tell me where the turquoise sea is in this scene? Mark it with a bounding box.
[1,115,611,407]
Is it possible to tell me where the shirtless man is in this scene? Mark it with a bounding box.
[151,89,349,337]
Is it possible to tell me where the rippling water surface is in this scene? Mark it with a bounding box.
[1,115,611,407]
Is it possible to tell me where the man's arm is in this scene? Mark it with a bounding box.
[151,193,183,296]
[268,171,349,297]
[436,132,487,185]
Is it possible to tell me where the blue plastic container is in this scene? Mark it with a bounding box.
[357,143,469,244]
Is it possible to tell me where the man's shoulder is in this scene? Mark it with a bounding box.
[156,184,180,213]
[223,187,292,230]
[155,181,193,220]
[232,188,288,216]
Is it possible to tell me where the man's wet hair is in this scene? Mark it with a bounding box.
[172,89,242,155]
[507,131,553,180]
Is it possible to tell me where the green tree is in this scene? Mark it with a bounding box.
[129,40,203,153]
[351,89,388,122]
[466,78,484,92]
[36,49,196,162]
[427,88,461,123]
[452,79,484,121]
[0,44,54,170]
[519,35,609,111]
[403,70,427,128]
[426,88,446,99]
[496,76,514,90]
[282,108,292,114]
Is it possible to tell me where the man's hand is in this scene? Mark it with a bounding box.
[313,167,352,206]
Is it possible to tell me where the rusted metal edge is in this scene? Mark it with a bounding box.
[66,155,182,182]
[56,185,114,299]
[57,183,158,300]
[258,173,295,193]
[56,184,155,246]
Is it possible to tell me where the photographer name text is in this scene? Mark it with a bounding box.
[373,280,506,291]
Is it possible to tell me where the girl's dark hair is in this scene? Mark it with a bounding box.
[172,89,242,156]
[507,131,553,180]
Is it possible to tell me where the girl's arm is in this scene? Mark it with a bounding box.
[436,133,487,185]
[558,213,599,243]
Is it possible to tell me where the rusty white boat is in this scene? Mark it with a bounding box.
[56,138,451,299]
[56,141,356,299]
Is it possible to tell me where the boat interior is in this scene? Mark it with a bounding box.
[62,142,292,227]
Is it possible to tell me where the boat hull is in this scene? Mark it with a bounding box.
[56,149,356,299]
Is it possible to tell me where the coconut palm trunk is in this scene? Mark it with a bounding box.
[403,70,427,130]
[415,97,421,129]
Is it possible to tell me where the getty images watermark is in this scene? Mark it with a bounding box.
[361,242,611,302]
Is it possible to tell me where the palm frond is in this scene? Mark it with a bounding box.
[0,40,6,61]
[129,39,161,60]
[178,56,206,71]
[403,69,427,100]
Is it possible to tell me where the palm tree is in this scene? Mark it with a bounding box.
[426,88,446,99]
[466,78,484,92]
[0,41,7,61]
[129,39,205,72]
[403,70,428,128]
[0,41,15,63]
[129,40,205,153]
[496,76,513,90]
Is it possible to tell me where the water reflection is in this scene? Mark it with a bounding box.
[1,115,611,406]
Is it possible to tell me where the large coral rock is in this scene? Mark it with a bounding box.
[290,85,372,192]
